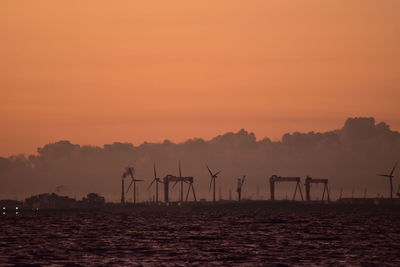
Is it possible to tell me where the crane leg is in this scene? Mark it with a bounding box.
[185,184,191,201]
[298,183,304,201]
[326,185,330,202]
[192,184,197,202]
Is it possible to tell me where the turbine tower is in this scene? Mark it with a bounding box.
[120,172,127,204]
[377,162,398,199]
[179,161,183,203]
[206,164,222,202]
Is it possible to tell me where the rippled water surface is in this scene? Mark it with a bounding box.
[1,203,400,266]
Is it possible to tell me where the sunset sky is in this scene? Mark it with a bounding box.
[1,0,399,156]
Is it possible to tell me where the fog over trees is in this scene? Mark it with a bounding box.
[1,117,399,201]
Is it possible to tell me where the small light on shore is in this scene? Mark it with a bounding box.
[16,207,19,210]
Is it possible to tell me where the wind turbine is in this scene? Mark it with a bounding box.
[121,167,136,204]
[377,162,398,199]
[147,161,163,203]
[237,175,246,201]
[206,164,222,202]
[125,166,143,204]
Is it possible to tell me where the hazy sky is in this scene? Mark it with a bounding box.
[1,1,399,156]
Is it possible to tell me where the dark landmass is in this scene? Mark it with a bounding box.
[1,117,400,201]
[2,192,400,215]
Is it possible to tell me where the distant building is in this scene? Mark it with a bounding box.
[80,193,105,208]
[24,193,77,209]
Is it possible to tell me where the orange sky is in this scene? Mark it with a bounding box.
[1,0,399,156]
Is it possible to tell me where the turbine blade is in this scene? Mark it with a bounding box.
[377,174,389,177]
[147,179,156,191]
[206,164,213,177]
[390,162,398,177]
[214,170,222,177]
[128,167,135,179]
[126,179,134,193]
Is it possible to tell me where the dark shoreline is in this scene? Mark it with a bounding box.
[2,199,400,215]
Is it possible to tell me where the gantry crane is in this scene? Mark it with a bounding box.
[269,175,304,201]
[163,175,196,203]
[304,176,330,201]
